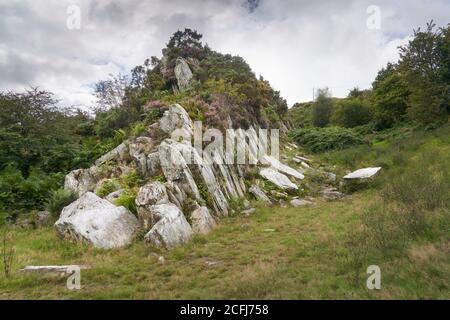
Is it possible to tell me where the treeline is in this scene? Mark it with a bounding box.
[290,22,449,151]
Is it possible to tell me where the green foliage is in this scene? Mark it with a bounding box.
[312,88,333,127]
[46,188,78,218]
[0,165,63,214]
[115,190,138,216]
[371,64,410,129]
[121,169,143,189]
[96,179,119,198]
[291,127,364,153]
[332,98,372,128]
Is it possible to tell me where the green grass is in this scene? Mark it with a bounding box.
[0,191,449,299]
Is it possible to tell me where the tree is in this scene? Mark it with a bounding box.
[312,88,333,127]
[371,64,410,129]
[94,73,129,111]
[399,21,450,124]
[332,99,372,128]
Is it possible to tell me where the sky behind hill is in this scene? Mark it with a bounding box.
[0,0,449,108]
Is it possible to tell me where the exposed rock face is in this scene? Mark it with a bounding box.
[263,155,305,180]
[160,103,193,139]
[143,203,193,249]
[190,206,216,235]
[259,168,298,191]
[95,142,129,167]
[174,57,193,90]
[105,189,124,204]
[343,167,382,180]
[64,167,99,195]
[55,192,140,249]
[249,185,272,204]
[136,182,170,229]
[59,103,309,250]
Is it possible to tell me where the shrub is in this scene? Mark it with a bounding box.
[332,99,372,128]
[291,127,365,153]
[312,88,333,127]
[115,190,137,216]
[96,179,119,198]
[46,189,78,218]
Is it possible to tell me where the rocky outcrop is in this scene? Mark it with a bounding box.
[143,203,193,249]
[174,57,193,90]
[59,103,308,250]
[55,192,140,249]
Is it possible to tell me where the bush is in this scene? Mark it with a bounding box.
[96,179,119,198]
[115,190,137,216]
[291,127,365,153]
[312,88,333,127]
[46,189,78,218]
[332,99,372,128]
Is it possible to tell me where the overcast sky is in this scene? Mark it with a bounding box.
[0,0,449,108]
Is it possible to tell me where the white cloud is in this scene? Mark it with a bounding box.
[0,0,448,107]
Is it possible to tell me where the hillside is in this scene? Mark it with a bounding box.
[1,23,450,300]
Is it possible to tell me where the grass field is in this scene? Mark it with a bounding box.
[1,190,449,299]
[1,125,449,299]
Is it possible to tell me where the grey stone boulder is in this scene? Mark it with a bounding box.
[55,192,140,249]
[143,203,193,250]
[343,167,382,180]
[263,155,305,180]
[259,168,298,191]
[135,182,170,229]
[249,185,272,205]
[64,167,98,195]
[105,189,124,204]
[174,57,193,90]
[159,104,193,140]
[190,206,216,235]
[290,199,313,207]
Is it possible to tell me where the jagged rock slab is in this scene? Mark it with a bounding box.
[95,142,129,166]
[55,192,140,249]
[136,182,170,229]
[144,203,193,249]
[64,167,99,195]
[160,103,193,139]
[249,185,272,204]
[190,206,216,235]
[343,167,382,180]
[263,155,305,180]
[174,57,193,90]
[259,168,298,191]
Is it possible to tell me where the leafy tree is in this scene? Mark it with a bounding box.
[371,64,410,129]
[332,99,372,128]
[312,88,333,127]
[399,21,449,124]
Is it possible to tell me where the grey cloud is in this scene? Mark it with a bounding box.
[0,0,449,107]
